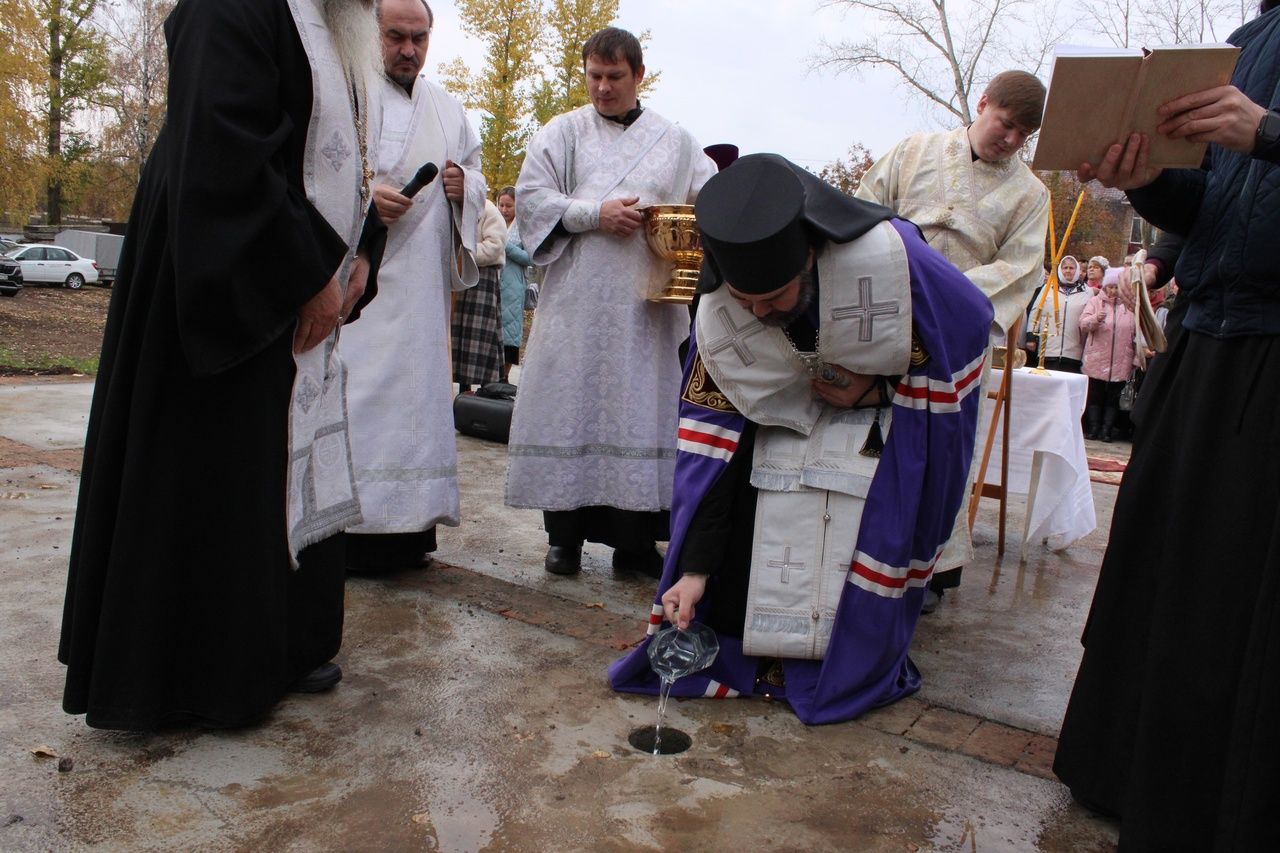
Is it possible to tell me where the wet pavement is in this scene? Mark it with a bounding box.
[0,378,1124,851]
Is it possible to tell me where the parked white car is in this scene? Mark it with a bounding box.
[3,244,99,289]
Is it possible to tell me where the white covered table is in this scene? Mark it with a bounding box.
[981,368,1096,553]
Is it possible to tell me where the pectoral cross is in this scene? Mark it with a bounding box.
[831,276,900,342]
[768,546,807,584]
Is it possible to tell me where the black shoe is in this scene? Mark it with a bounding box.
[1068,786,1121,819]
[612,547,663,579]
[289,662,342,694]
[545,545,582,575]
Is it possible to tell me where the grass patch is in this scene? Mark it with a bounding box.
[0,347,98,375]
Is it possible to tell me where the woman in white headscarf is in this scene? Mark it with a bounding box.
[1026,254,1092,372]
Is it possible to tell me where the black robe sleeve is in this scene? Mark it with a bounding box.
[163,0,351,376]
[678,422,759,637]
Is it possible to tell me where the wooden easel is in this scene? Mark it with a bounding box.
[967,316,1021,556]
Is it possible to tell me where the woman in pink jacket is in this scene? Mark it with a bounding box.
[1079,268,1136,442]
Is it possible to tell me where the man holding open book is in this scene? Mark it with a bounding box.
[1054,2,1280,849]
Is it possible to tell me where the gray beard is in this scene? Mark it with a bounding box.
[322,0,379,99]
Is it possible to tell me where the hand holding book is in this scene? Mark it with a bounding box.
[1156,85,1269,153]
[1078,84,1269,189]
[1077,133,1163,191]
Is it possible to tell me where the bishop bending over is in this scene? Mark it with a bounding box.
[609,155,992,723]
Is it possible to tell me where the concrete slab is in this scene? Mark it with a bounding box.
[0,382,94,450]
[0,379,1122,851]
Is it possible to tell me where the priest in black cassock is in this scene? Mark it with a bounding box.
[57,0,387,731]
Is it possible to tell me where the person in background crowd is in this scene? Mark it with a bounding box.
[1079,268,1136,441]
[497,187,530,382]
[1026,254,1091,372]
[1084,256,1109,290]
[452,198,507,391]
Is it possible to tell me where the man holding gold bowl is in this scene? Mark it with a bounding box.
[506,27,716,577]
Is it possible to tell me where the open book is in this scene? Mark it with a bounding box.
[1032,44,1240,171]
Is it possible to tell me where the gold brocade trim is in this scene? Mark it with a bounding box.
[345,75,372,211]
[910,332,930,367]
[683,354,738,413]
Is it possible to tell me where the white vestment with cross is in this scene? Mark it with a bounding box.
[694,221,913,660]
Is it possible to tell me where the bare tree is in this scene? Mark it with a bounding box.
[1143,0,1238,43]
[1080,0,1246,47]
[95,0,173,191]
[1078,0,1141,47]
[812,0,1034,126]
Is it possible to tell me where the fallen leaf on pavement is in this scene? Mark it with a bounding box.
[582,602,605,609]
[30,745,58,758]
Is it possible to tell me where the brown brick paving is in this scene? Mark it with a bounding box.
[960,720,1035,767]
[861,695,927,736]
[1015,733,1060,780]
[905,706,982,751]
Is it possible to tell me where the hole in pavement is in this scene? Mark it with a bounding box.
[628,725,691,755]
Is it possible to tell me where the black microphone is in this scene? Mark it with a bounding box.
[399,162,439,199]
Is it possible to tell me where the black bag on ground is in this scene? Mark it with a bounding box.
[454,383,515,443]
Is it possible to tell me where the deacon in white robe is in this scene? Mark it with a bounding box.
[340,0,486,571]
[856,71,1049,604]
[505,27,717,576]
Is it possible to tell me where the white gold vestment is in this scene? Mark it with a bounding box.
[856,127,1049,336]
[857,126,1049,571]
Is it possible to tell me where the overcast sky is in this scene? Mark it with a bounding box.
[426,0,1257,169]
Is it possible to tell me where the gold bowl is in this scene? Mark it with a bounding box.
[642,204,703,304]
